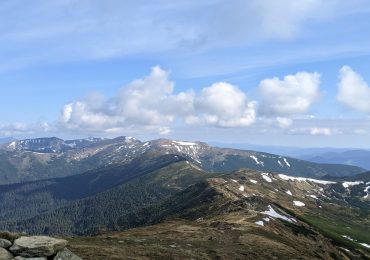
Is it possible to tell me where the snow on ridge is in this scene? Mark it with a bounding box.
[278,174,336,185]
[255,220,264,226]
[262,205,296,223]
[363,186,370,198]
[361,243,370,249]
[342,235,354,241]
[8,141,17,149]
[293,200,305,207]
[173,141,197,146]
[342,181,363,188]
[261,172,272,183]
[278,160,283,167]
[250,179,258,184]
[250,155,264,166]
[283,158,291,167]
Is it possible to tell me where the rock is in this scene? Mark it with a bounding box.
[0,238,12,248]
[9,236,68,257]
[13,257,47,260]
[0,247,13,260]
[53,248,82,260]
[0,231,20,243]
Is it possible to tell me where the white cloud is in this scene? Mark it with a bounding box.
[310,127,332,136]
[60,66,191,134]
[276,117,293,128]
[0,122,51,136]
[59,66,257,134]
[289,126,341,136]
[259,71,321,116]
[337,66,370,113]
[354,128,368,135]
[192,82,256,127]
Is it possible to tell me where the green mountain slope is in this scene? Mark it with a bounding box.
[0,137,365,185]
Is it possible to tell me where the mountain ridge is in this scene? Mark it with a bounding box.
[0,136,365,185]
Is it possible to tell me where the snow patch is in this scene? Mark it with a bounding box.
[278,160,283,167]
[293,201,305,207]
[261,172,272,183]
[342,181,363,188]
[262,205,295,222]
[278,174,336,185]
[255,221,264,226]
[173,141,197,146]
[342,235,355,241]
[283,158,291,167]
[249,179,258,184]
[250,155,264,166]
[8,141,17,149]
[239,185,245,192]
[364,186,370,198]
[286,190,292,196]
[360,243,370,249]
[309,195,318,199]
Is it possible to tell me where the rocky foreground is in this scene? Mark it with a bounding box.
[0,232,81,259]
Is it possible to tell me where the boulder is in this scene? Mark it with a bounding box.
[53,248,82,260]
[0,238,12,248]
[0,247,13,260]
[9,236,68,257]
[0,231,20,243]
[13,257,47,260]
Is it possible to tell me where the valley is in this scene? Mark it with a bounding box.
[0,136,369,259]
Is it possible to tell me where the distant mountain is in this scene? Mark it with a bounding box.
[209,142,354,157]
[0,136,365,185]
[0,155,368,258]
[300,150,370,170]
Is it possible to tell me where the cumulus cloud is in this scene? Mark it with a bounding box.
[309,127,332,136]
[191,82,256,127]
[60,66,192,134]
[0,122,51,136]
[337,66,370,113]
[259,71,321,117]
[60,66,257,134]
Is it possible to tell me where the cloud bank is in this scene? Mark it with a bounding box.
[60,66,257,134]
[2,65,369,139]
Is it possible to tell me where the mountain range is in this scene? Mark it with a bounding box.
[0,136,368,259]
[0,136,365,185]
[300,150,370,170]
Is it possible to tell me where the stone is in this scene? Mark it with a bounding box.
[53,248,82,260]
[13,257,47,260]
[0,238,12,248]
[0,247,13,260]
[0,231,20,242]
[9,236,68,257]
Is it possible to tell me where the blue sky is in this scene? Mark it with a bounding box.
[2,0,370,147]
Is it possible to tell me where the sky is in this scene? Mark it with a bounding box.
[2,0,370,147]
